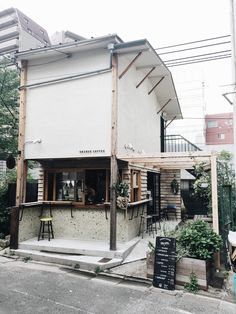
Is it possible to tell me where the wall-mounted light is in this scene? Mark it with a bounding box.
[24,138,42,145]
[124,143,134,151]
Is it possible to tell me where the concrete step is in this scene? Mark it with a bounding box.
[18,237,139,260]
[13,249,123,272]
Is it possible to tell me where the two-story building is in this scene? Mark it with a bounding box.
[11,34,184,251]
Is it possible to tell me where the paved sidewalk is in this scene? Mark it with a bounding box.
[0,256,235,314]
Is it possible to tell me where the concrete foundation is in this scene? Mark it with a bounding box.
[18,205,143,243]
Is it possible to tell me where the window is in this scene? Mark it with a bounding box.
[207,120,217,128]
[45,169,109,205]
[131,170,141,202]
[218,133,225,140]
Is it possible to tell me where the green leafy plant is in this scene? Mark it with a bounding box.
[114,181,129,209]
[170,178,179,195]
[184,272,199,293]
[177,220,222,260]
[22,256,32,263]
[113,181,129,198]
[94,266,102,274]
[148,241,155,252]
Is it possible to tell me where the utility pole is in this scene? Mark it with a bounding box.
[110,53,118,251]
[230,0,236,173]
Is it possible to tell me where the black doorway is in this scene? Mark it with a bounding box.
[147,172,160,218]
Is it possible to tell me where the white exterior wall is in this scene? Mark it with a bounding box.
[117,55,162,155]
[24,49,112,159]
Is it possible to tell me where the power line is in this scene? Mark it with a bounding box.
[166,54,231,67]
[155,35,231,50]
[175,117,233,120]
[157,41,231,55]
[163,49,231,63]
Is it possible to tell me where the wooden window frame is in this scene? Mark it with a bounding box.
[44,168,110,204]
[130,169,141,202]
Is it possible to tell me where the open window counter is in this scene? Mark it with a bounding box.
[17,200,150,243]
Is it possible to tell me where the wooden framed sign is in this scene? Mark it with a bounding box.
[153,236,176,290]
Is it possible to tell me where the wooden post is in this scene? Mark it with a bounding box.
[211,153,221,269]
[110,53,118,251]
[10,60,28,249]
[211,153,219,234]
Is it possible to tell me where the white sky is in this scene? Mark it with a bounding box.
[0,0,234,117]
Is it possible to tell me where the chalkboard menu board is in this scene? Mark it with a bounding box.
[153,236,176,290]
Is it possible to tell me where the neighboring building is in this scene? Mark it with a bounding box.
[205,112,234,154]
[50,30,86,45]
[0,7,50,55]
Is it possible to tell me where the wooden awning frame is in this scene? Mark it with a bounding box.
[118,151,219,234]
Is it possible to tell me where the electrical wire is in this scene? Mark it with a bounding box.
[158,41,231,56]
[173,117,233,120]
[155,35,231,50]
[163,50,231,63]
[166,54,231,67]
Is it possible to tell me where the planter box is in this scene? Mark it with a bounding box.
[147,252,211,290]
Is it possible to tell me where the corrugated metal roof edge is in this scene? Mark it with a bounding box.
[16,34,123,58]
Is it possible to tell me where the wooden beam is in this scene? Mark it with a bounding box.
[156,99,171,115]
[211,154,219,234]
[136,67,156,88]
[118,52,142,79]
[110,53,118,251]
[11,60,28,249]
[148,76,165,95]
[165,116,177,129]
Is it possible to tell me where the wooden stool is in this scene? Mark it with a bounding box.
[139,214,154,238]
[150,213,161,233]
[38,217,54,241]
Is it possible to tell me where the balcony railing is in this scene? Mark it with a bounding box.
[165,135,201,152]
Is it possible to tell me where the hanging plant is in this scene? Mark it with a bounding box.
[170,178,179,195]
[113,181,129,209]
[113,181,129,198]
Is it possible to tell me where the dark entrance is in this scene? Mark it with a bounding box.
[147,172,160,218]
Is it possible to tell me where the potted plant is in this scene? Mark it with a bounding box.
[175,219,222,290]
[147,220,222,290]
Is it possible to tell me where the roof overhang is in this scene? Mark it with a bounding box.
[113,39,182,120]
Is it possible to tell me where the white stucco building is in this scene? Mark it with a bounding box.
[12,34,185,251]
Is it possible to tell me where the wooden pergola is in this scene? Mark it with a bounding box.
[118,151,219,234]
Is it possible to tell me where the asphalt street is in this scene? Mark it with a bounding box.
[0,256,235,314]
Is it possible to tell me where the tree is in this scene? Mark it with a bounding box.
[0,58,19,159]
